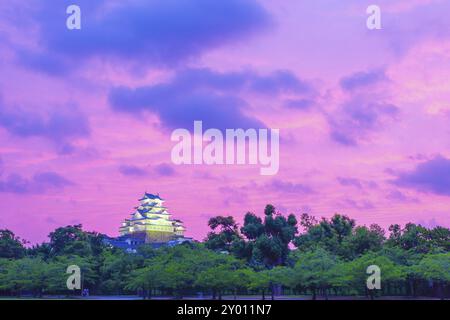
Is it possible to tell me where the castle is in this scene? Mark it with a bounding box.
[105,193,191,251]
[120,192,185,242]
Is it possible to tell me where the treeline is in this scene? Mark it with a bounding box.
[0,205,449,299]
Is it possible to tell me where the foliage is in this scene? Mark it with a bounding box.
[230,204,298,268]
[0,206,448,299]
[204,216,241,252]
[0,230,27,259]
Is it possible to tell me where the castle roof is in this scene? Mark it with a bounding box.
[139,192,163,201]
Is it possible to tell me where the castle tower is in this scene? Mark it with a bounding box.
[119,193,185,243]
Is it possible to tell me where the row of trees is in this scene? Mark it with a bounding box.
[203,205,449,299]
[0,205,449,299]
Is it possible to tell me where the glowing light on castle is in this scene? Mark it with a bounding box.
[119,193,185,243]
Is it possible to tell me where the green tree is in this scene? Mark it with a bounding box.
[0,230,27,259]
[205,216,241,252]
[247,269,271,300]
[0,258,53,296]
[237,205,298,268]
[99,249,142,294]
[195,264,236,299]
[294,214,356,258]
[344,252,406,299]
[387,223,431,253]
[427,226,450,252]
[289,248,339,300]
[343,224,385,258]
[413,253,450,299]
[48,224,106,257]
[125,263,164,299]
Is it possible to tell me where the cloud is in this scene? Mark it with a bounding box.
[111,89,259,131]
[17,49,67,76]
[118,165,148,177]
[0,99,90,144]
[337,177,363,189]
[45,216,59,225]
[383,1,450,54]
[249,70,313,95]
[386,190,419,203]
[264,179,314,195]
[154,163,176,177]
[328,67,397,146]
[415,218,440,229]
[340,69,387,91]
[0,171,74,194]
[328,100,399,146]
[392,156,450,196]
[284,98,315,110]
[17,0,271,73]
[337,177,378,190]
[218,185,249,206]
[171,68,313,95]
[340,198,375,210]
[119,163,176,177]
[109,68,313,130]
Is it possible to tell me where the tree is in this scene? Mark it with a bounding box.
[387,223,430,253]
[294,214,356,258]
[0,258,56,297]
[43,255,99,295]
[427,226,450,252]
[413,253,450,299]
[230,268,254,299]
[125,263,164,299]
[289,248,339,300]
[343,224,385,258]
[48,224,106,257]
[0,230,27,259]
[248,269,271,300]
[266,266,292,299]
[344,252,406,299]
[237,205,298,268]
[195,264,236,299]
[205,216,241,252]
[99,249,142,294]
[0,213,449,299]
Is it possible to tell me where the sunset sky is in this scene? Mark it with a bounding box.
[1,0,450,244]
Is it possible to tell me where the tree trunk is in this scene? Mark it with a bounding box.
[439,282,445,300]
[262,289,265,300]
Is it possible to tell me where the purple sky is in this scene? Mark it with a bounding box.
[0,0,450,244]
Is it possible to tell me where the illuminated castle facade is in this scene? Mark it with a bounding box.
[119,193,186,243]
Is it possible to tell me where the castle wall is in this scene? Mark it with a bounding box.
[145,230,178,243]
